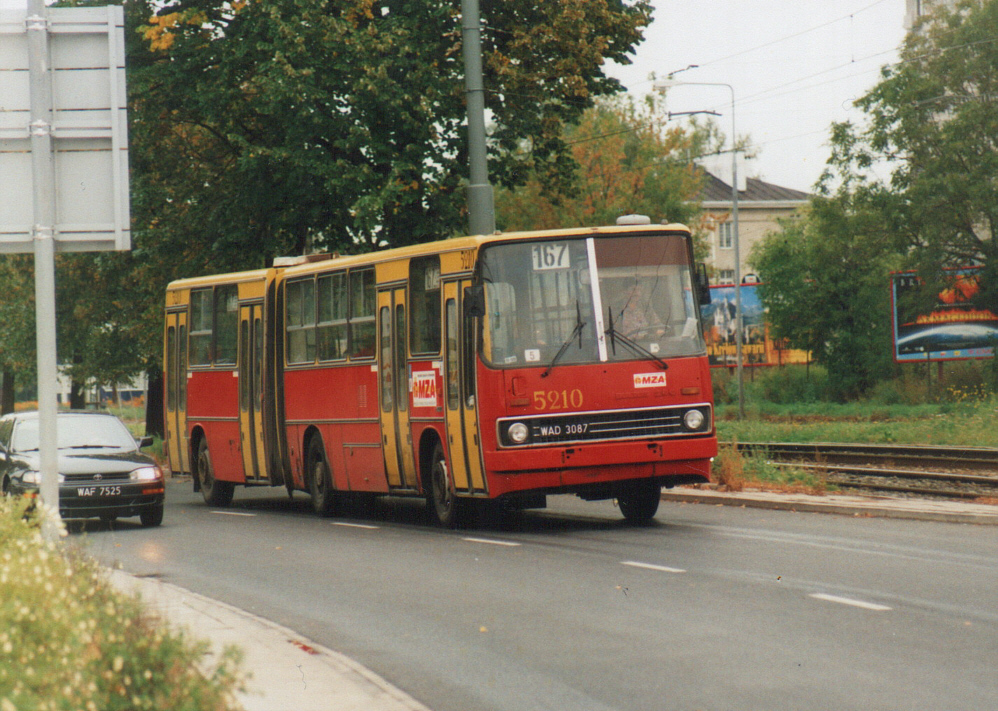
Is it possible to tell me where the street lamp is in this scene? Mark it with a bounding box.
[653,77,744,419]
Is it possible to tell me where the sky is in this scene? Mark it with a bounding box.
[605,0,909,193]
[0,0,908,193]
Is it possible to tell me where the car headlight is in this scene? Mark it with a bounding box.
[21,471,65,484]
[507,422,530,444]
[130,466,163,482]
[683,409,705,431]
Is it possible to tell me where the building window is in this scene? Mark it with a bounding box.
[718,269,735,284]
[717,222,734,249]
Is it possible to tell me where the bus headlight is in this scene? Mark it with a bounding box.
[507,422,530,444]
[683,409,705,431]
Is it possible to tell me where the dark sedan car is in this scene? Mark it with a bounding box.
[0,411,165,526]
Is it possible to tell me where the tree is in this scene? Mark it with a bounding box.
[827,0,998,309]
[751,191,900,400]
[124,0,652,259]
[495,94,708,232]
[29,0,650,422]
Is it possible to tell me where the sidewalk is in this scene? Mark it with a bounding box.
[107,569,432,711]
[661,487,998,525]
[107,489,997,711]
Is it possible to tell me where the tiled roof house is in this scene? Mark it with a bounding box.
[697,170,810,285]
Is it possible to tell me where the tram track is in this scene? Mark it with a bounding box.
[729,441,998,501]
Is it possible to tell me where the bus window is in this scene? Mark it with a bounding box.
[446,298,459,410]
[410,256,441,355]
[189,289,212,366]
[167,325,176,410]
[594,235,705,359]
[317,272,348,361]
[350,269,376,358]
[286,278,316,364]
[478,240,595,367]
[214,285,238,365]
[380,306,392,410]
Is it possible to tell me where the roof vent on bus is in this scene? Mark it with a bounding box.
[272,253,336,267]
[616,214,651,226]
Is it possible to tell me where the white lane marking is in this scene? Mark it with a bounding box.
[810,593,892,611]
[331,522,379,530]
[462,537,521,547]
[621,560,686,574]
[212,511,256,516]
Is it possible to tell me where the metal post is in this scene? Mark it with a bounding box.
[653,77,743,418]
[27,0,62,539]
[460,0,495,236]
[728,90,744,420]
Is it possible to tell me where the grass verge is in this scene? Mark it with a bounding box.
[711,441,832,496]
[0,498,244,711]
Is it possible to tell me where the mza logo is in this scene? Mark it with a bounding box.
[412,370,438,407]
[633,372,667,388]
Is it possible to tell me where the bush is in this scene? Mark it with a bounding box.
[0,499,243,711]
[752,364,829,404]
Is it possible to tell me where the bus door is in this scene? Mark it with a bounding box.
[164,309,190,475]
[238,303,268,482]
[378,288,419,490]
[443,280,486,494]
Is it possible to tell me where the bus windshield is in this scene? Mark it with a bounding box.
[478,233,706,368]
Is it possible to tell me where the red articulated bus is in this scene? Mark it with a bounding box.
[164,217,717,525]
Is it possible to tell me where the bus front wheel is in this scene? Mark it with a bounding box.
[307,437,336,517]
[616,480,661,523]
[197,439,234,507]
[427,442,458,528]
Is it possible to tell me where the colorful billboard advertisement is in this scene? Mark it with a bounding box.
[702,283,809,368]
[892,268,998,362]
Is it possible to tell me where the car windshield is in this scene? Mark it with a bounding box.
[11,416,138,453]
[478,233,706,368]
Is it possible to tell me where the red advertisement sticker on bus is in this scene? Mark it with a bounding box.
[633,372,667,388]
[412,370,438,407]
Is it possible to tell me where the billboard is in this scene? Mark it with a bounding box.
[891,268,998,362]
[701,283,809,367]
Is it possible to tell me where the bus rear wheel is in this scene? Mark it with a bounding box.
[307,437,336,517]
[197,439,234,507]
[427,442,458,528]
[616,480,661,523]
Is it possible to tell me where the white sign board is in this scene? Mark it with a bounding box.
[0,6,129,252]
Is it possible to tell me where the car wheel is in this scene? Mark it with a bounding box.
[139,505,164,527]
[197,439,234,507]
[307,437,336,517]
[617,480,661,523]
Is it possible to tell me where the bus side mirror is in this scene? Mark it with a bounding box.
[696,264,711,305]
[464,285,485,318]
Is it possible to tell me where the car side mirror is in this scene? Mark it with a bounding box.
[138,436,154,449]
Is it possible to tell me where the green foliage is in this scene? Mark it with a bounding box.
[36,0,653,394]
[123,0,652,257]
[751,198,899,400]
[495,94,708,231]
[826,0,998,309]
[0,498,243,710]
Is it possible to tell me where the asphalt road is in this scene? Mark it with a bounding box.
[78,479,998,711]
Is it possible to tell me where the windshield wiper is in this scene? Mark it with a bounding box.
[605,307,668,370]
[541,301,586,378]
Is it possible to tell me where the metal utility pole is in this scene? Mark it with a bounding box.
[653,77,744,419]
[4,3,131,539]
[460,0,495,236]
[26,0,61,540]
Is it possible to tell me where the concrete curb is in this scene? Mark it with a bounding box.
[661,488,998,525]
[107,569,432,711]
